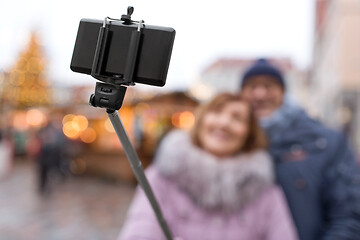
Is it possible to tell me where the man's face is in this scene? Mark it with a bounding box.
[241,75,284,118]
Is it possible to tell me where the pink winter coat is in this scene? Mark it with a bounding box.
[119,130,298,240]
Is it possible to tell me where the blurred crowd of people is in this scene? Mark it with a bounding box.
[30,113,72,194]
[0,111,73,195]
[0,128,14,180]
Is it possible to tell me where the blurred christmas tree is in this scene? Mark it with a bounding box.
[0,32,52,109]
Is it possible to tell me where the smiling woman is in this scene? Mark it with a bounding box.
[190,93,266,157]
[118,92,299,240]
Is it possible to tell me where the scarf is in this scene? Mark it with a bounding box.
[260,95,304,141]
[154,130,274,212]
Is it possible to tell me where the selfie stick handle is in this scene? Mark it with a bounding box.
[107,109,173,240]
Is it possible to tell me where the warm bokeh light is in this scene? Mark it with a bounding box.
[72,115,88,131]
[172,111,195,129]
[171,112,181,127]
[179,111,195,129]
[62,114,75,125]
[63,121,80,139]
[80,127,97,143]
[13,112,28,131]
[26,108,46,127]
[62,114,90,140]
[189,82,215,102]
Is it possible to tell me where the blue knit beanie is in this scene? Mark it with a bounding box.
[241,58,285,89]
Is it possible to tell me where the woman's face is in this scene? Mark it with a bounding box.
[198,101,250,158]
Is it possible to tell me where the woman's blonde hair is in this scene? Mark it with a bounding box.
[190,93,267,153]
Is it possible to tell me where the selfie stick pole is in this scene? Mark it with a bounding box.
[107,109,173,240]
[88,7,173,240]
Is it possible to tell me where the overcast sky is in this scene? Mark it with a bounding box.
[0,0,315,91]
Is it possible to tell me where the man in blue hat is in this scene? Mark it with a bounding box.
[240,58,360,240]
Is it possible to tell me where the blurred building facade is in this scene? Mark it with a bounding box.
[311,0,360,152]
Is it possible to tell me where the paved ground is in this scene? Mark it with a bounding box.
[0,160,136,240]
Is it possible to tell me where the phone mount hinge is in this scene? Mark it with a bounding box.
[121,6,135,25]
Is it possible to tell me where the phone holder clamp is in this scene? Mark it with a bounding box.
[89,7,144,111]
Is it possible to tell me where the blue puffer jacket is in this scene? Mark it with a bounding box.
[265,107,360,240]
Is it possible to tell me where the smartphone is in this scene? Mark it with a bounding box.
[70,18,176,87]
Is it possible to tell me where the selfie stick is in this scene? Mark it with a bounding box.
[88,7,173,240]
[106,110,173,240]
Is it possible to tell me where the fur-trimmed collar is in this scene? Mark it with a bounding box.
[154,130,274,211]
[260,95,304,141]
